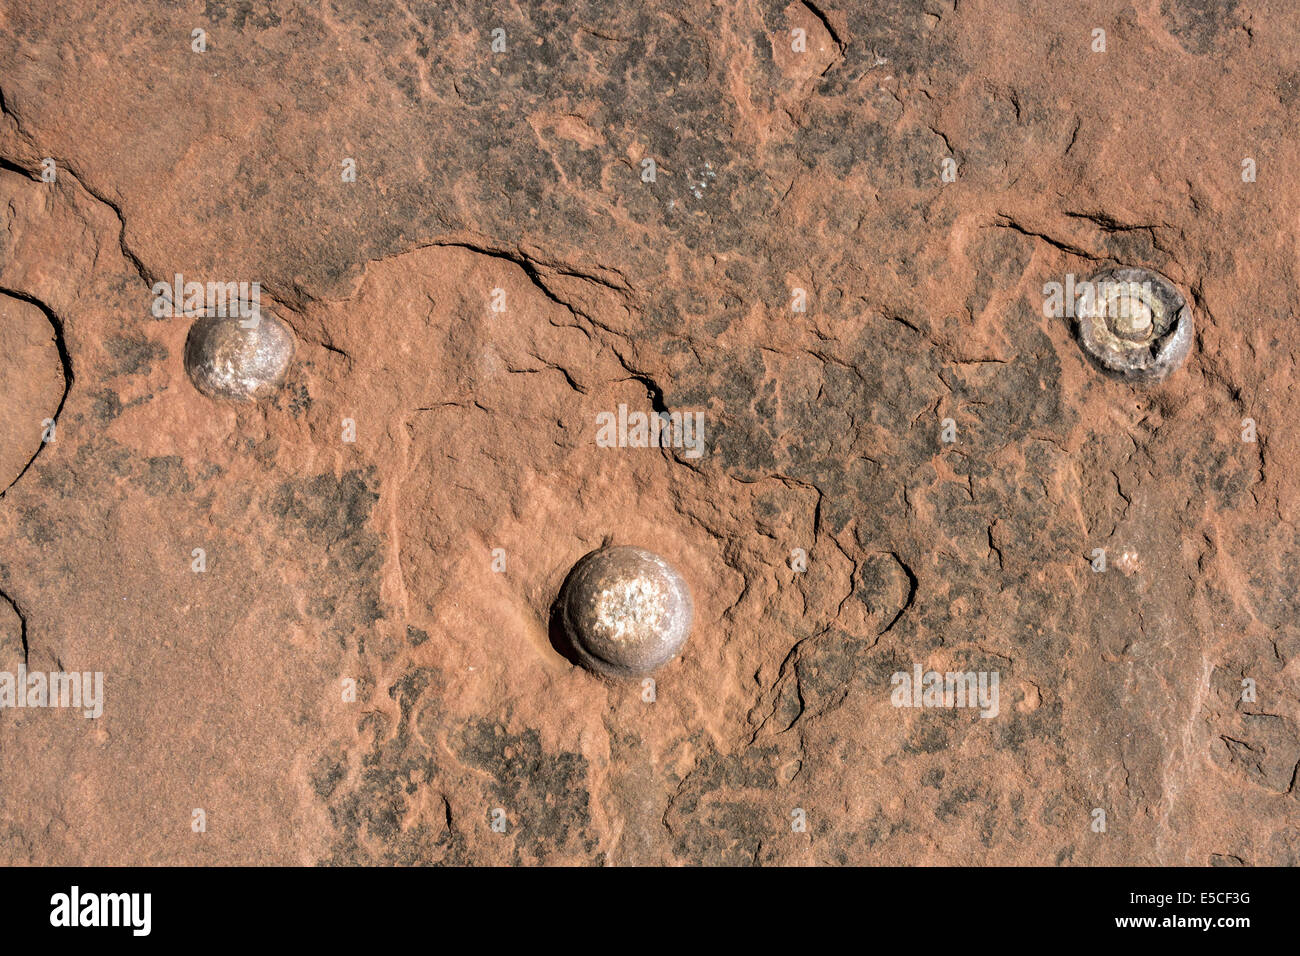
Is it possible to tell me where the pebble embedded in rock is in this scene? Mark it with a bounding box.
[183,312,295,401]
[559,545,693,678]
[1075,267,1192,382]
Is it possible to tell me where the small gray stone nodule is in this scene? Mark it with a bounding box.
[560,546,693,678]
[1075,267,1192,383]
[184,312,295,401]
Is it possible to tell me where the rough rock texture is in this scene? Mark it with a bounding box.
[0,0,1297,865]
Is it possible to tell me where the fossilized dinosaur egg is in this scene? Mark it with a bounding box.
[184,312,294,401]
[559,546,693,678]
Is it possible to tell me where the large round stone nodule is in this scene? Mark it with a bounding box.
[183,312,294,401]
[560,546,693,678]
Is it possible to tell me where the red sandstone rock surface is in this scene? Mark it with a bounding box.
[0,0,1297,865]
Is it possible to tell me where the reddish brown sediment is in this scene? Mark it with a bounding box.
[0,0,1297,866]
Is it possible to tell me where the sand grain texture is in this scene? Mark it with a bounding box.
[0,0,1297,865]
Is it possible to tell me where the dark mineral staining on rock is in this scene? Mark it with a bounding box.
[662,737,787,865]
[1212,713,1300,793]
[264,469,383,651]
[455,717,601,864]
[286,381,312,415]
[310,753,347,799]
[1075,267,1192,382]
[90,389,123,422]
[1160,0,1240,55]
[559,545,693,678]
[902,715,953,755]
[183,312,294,401]
[104,332,167,377]
[140,455,194,496]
